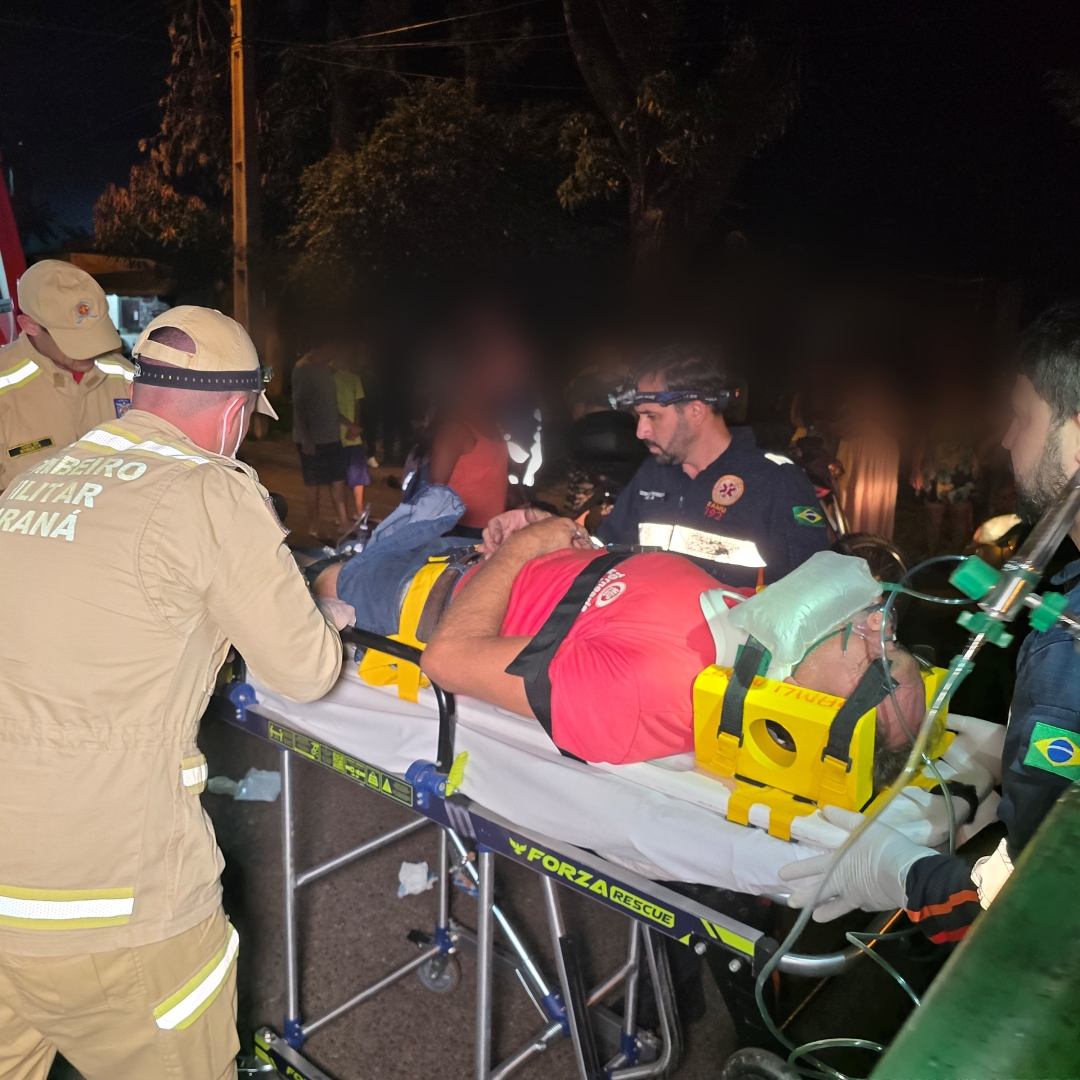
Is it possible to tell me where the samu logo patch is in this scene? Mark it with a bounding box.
[792,505,825,527]
[1024,721,1080,781]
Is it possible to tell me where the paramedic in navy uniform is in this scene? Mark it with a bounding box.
[596,344,830,587]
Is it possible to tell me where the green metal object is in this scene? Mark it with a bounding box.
[1028,590,1069,632]
[956,609,1014,649]
[872,784,1080,1080]
[949,555,1001,601]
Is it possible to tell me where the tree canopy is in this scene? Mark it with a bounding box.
[287,81,616,308]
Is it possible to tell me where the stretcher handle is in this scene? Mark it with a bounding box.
[341,627,457,774]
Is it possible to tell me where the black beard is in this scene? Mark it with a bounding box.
[1015,426,1069,524]
[644,413,694,467]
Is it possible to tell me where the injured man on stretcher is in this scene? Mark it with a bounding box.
[311,486,923,787]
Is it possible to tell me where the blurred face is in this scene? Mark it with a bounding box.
[17,315,95,374]
[635,376,695,466]
[1003,374,1080,521]
[787,610,924,751]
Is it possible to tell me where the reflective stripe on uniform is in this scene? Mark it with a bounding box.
[0,359,41,397]
[638,523,767,568]
[154,924,239,1031]
[94,360,134,382]
[0,885,135,929]
[79,428,210,466]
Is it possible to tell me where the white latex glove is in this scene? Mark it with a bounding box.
[777,805,937,922]
[316,596,356,631]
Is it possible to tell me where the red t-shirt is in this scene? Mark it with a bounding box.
[499,549,747,764]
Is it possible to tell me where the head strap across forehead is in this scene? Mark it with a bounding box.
[133,359,269,392]
[821,658,898,769]
[609,387,731,409]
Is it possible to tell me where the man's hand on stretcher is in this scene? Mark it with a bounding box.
[422,514,592,715]
[482,507,577,558]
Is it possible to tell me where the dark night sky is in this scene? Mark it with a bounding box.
[0,0,171,246]
[3,0,1080,299]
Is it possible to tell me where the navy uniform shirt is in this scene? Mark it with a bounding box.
[904,556,1080,944]
[595,426,830,587]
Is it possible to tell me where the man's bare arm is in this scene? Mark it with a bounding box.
[421,516,591,714]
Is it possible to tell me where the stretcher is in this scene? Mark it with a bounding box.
[217,629,1002,1080]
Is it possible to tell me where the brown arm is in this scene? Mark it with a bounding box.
[421,516,591,714]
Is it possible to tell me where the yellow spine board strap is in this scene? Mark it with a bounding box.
[358,558,449,702]
[358,548,484,701]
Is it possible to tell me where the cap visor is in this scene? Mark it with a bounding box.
[48,321,123,361]
[255,390,279,420]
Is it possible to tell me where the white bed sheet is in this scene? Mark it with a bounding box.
[249,660,1004,896]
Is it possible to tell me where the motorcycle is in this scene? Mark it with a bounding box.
[563,409,649,529]
[789,433,908,585]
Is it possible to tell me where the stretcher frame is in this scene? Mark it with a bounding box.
[218,629,864,1080]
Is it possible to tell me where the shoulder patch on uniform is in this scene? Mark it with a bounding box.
[764,452,794,466]
[8,437,54,459]
[792,505,825,527]
[711,475,744,506]
[1024,721,1080,780]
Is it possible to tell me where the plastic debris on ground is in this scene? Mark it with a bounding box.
[398,860,437,897]
[207,768,282,802]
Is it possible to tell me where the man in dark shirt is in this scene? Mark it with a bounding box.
[779,302,1080,942]
[597,345,829,588]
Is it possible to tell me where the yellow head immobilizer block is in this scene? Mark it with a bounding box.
[693,661,948,840]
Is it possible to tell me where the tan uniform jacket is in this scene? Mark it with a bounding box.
[0,334,135,492]
[0,410,342,956]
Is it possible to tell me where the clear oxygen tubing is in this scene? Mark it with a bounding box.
[754,554,984,1080]
[878,554,977,857]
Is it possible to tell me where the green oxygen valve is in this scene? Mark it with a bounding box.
[956,609,1014,648]
[950,555,1002,601]
[1028,591,1069,632]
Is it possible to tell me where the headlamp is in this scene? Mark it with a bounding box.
[608,387,733,410]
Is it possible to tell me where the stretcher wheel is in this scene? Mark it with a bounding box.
[718,1047,799,1080]
[417,954,461,994]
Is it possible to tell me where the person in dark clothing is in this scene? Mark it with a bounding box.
[780,302,1080,942]
[597,345,829,588]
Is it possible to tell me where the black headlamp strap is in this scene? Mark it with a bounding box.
[822,657,897,767]
[133,359,268,393]
[718,636,770,742]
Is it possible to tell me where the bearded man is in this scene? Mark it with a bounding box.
[596,345,829,587]
[780,302,1080,941]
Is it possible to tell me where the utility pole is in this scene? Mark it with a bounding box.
[230,0,260,333]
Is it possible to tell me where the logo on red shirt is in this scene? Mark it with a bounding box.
[594,581,626,608]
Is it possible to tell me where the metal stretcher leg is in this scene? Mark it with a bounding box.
[447,828,559,1013]
[541,876,604,1080]
[280,748,303,1047]
[476,848,496,1080]
[610,929,680,1079]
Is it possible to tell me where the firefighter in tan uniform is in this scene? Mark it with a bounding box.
[0,307,344,1080]
[0,260,134,491]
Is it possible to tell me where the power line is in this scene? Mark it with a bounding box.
[0,14,162,45]
[286,0,553,47]
[266,30,568,55]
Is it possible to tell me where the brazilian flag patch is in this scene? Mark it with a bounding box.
[792,505,825,527]
[1024,722,1080,781]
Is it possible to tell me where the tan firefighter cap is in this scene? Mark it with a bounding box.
[131,305,277,418]
[17,259,123,361]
